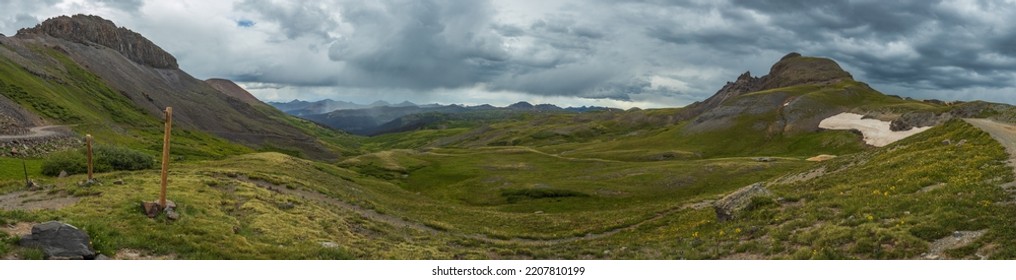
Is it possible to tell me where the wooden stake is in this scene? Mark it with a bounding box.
[22,158,29,188]
[159,107,173,208]
[86,134,93,181]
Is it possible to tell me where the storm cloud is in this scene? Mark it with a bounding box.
[1,0,1015,107]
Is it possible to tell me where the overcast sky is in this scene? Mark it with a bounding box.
[2,0,1015,108]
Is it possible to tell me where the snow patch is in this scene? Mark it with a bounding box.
[818,113,931,147]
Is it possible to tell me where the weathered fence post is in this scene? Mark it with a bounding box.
[86,134,93,182]
[159,107,172,208]
[17,148,29,188]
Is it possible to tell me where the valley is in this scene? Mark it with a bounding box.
[3,15,1016,260]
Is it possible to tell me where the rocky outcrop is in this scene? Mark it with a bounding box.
[679,53,853,124]
[756,52,852,91]
[889,103,992,131]
[714,182,772,221]
[16,14,178,69]
[18,221,97,260]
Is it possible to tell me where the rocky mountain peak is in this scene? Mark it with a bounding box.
[736,71,754,82]
[17,14,178,69]
[679,53,854,120]
[758,52,852,90]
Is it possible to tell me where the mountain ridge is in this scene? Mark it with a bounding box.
[0,14,350,159]
[16,14,178,69]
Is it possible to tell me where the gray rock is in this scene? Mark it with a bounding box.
[95,254,111,260]
[58,170,68,178]
[713,182,772,221]
[754,157,775,162]
[113,179,124,185]
[165,208,179,220]
[18,221,96,260]
[320,242,339,248]
[141,201,161,218]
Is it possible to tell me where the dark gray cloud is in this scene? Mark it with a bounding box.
[236,0,340,40]
[639,0,1016,100]
[5,0,1016,107]
[326,0,509,89]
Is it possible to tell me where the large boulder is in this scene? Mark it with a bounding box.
[18,221,97,260]
[713,182,772,221]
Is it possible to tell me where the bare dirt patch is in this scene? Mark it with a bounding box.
[806,154,837,162]
[0,222,35,237]
[114,248,177,260]
[0,190,80,211]
[921,230,986,260]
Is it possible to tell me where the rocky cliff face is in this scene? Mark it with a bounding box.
[16,14,178,69]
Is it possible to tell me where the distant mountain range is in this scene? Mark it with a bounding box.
[268,100,617,135]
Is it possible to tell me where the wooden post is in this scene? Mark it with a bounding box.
[86,134,93,181]
[22,158,29,188]
[159,107,172,208]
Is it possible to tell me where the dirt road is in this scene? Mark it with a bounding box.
[964,119,1016,159]
[0,125,71,141]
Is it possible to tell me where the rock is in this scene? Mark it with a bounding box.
[113,179,124,185]
[956,139,967,147]
[18,221,96,260]
[534,211,544,214]
[754,157,775,162]
[26,180,40,190]
[942,139,953,145]
[142,200,176,219]
[79,179,98,187]
[320,242,339,248]
[141,201,161,218]
[95,254,110,260]
[165,208,179,221]
[58,170,68,178]
[277,202,295,210]
[713,182,772,221]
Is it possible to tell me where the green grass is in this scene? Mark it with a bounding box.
[0,158,43,181]
[2,47,1013,259]
[1,119,1014,259]
[0,49,257,161]
[551,119,1016,259]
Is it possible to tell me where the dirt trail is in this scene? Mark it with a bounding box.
[0,190,80,211]
[236,175,706,246]
[965,119,1016,160]
[0,125,71,140]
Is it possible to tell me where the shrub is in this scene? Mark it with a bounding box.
[41,150,88,176]
[41,145,155,177]
[93,145,155,171]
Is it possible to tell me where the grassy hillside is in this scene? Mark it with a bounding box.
[4,120,1013,259]
[0,48,253,160]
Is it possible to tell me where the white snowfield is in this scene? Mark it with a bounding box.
[818,113,931,147]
